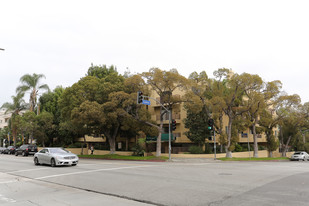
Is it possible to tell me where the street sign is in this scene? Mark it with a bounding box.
[142,100,151,105]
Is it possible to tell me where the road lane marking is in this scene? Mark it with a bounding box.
[0,194,16,203]
[6,167,50,174]
[35,165,157,180]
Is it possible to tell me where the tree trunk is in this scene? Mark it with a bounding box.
[268,151,273,157]
[225,146,232,158]
[156,108,165,157]
[126,138,129,151]
[252,123,258,158]
[109,137,116,154]
[81,136,86,155]
[226,115,233,158]
[282,136,292,157]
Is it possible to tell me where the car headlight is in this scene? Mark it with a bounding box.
[56,156,64,160]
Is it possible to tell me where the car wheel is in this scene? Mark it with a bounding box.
[34,157,40,165]
[72,164,77,166]
[15,152,18,156]
[51,158,56,167]
[22,151,26,156]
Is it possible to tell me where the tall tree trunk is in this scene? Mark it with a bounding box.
[225,146,232,158]
[268,151,273,157]
[156,108,165,157]
[81,136,86,155]
[252,122,258,158]
[282,136,292,157]
[109,137,116,154]
[156,121,163,157]
[126,138,129,151]
[226,115,233,158]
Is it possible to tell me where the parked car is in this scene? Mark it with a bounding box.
[3,146,16,154]
[34,148,79,167]
[15,144,38,156]
[0,147,6,154]
[290,151,309,161]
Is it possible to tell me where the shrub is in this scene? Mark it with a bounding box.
[234,144,243,152]
[188,146,204,154]
[131,138,146,156]
[67,143,86,148]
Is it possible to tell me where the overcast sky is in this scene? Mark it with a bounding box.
[1,0,309,106]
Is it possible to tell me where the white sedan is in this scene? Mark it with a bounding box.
[34,148,79,167]
[290,151,309,161]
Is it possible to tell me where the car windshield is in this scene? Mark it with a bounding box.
[294,152,301,155]
[49,148,69,154]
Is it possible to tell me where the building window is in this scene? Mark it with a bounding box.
[241,132,248,138]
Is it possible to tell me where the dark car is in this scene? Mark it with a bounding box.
[15,145,38,156]
[3,146,16,154]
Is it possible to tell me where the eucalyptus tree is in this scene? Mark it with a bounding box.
[1,93,28,146]
[142,68,188,157]
[279,100,309,156]
[244,79,282,157]
[259,94,301,157]
[211,69,263,158]
[16,73,49,112]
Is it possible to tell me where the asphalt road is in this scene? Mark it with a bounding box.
[1,155,309,206]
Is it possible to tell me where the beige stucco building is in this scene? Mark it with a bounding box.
[146,88,277,154]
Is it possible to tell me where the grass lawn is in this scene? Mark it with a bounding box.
[218,157,290,161]
[78,154,169,161]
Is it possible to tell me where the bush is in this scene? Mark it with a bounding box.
[131,144,145,156]
[67,143,86,148]
[204,143,213,154]
[188,146,204,154]
[234,144,243,152]
[131,138,146,156]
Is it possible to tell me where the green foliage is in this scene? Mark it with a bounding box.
[131,137,146,156]
[184,108,211,146]
[304,143,309,153]
[188,145,204,154]
[267,134,279,152]
[86,64,118,79]
[16,73,49,112]
[234,144,243,152]
[67,142,87,148]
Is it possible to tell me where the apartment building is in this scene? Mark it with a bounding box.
[0,108,11,129]
[145,88,276,154]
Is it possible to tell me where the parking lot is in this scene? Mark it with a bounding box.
[1,154,309,206]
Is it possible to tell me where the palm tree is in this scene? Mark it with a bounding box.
[16,73,50,112]
[1,93,28,146]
